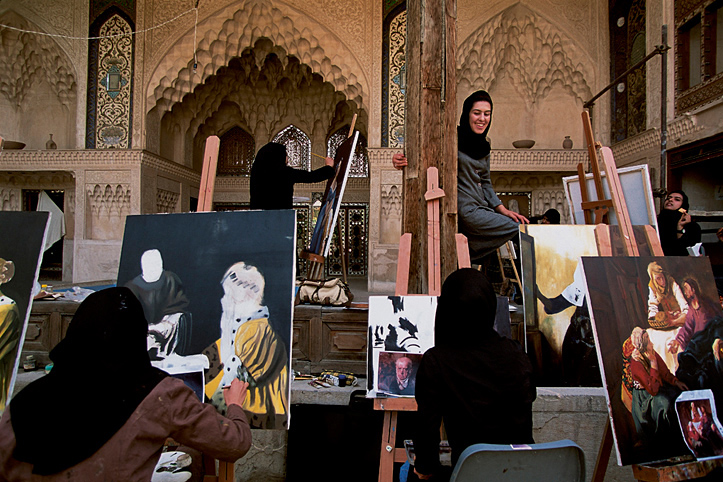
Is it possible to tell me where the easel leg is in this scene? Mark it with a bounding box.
[378,410,398,482]
[591,420,613,482]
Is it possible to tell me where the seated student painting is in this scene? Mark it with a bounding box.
[393,90,529,261]
[0,287,251,481]
[657,190,701,256]
[411,269,536,481]
[250,142,334,210]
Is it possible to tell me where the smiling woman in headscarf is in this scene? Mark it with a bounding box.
[0,287,251,481]
[411,269,535,481]
[456,91,529,260]
[250,142,335,210]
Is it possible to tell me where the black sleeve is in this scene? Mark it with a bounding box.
[412,354,443,476]
[681,221,702,247]
[287,165,335,185]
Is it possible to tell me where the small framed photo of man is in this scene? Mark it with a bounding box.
[377,352,423,397]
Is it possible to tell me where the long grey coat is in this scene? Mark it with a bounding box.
[457,150,519,260]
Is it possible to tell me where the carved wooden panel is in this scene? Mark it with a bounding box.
[21,301,78,366]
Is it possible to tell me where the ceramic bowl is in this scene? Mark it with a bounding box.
[2,140,26,150]
[512,139,535,149]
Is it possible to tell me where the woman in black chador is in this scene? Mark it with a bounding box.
[411,269,535,481]
[250,142,334,210]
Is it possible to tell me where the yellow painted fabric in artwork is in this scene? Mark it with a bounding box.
[205,317,289,428]
[0,297,21,412]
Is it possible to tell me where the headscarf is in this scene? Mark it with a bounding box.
[250,142,287,179]
[630,327,651,373]
[457,90,493,160]
[434,268,497,347]
[543,208,561,224]
[10,287,167,475]
[647,261,673,301]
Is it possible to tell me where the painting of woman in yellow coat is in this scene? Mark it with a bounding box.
[205,262,289,429]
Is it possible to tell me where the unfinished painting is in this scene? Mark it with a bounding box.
[367,295,437,397]
[581,256,723,465]
[117,210,296,429]
[520,225,600,387]
[520,225,656,387]
[0,211,49,414]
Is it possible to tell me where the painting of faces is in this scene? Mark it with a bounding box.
[675,390,723,460]
[581,256,723,465]
[367,296,437,397]
[520,225,654,387]
[117,210,296,429]
[0,211,49,414]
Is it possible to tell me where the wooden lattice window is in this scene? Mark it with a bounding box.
[218,127,255,176]
[272,125,310,171]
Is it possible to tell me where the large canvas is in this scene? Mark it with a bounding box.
[0,211,49,414]
[520,225,655,386]
[117,210,296,429]
[367,295,437,397]
[581,256,723,465]
[562,164,658,228]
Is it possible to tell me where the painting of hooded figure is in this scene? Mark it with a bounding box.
[125,249,192,360]
[646,261,688,373]
[204,262,289,429]
[0,259,21,412]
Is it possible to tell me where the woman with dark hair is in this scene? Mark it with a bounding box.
[0,287,251,480]
[393,91,528,261]
[250,142,334,210]
[657,190,701,256]
[411,269,535,480]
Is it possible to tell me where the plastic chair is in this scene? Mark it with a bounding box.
[448,439,585,482]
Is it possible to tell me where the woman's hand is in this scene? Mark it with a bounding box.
[392,152,407,170]
[495,204,529,224]
[677,212,692,232]
[223,378,249,408]
[325,156,334,167]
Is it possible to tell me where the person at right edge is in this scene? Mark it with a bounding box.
[657,190,701,256]
[410,269,536,481]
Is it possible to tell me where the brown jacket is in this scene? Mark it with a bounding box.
[0,377,251,481]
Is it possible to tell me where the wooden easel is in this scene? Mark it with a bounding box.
[376,168,473,482]
[196,135,234,482]
[582,132,723,481]
[579,111,613,225]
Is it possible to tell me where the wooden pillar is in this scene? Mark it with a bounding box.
[404,0,458,294]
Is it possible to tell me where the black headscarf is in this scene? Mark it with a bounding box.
[543,208,561,224]
[10,287,167,475]
[457,90,493,160]
[435,268,497,347]
[250,142,288,210]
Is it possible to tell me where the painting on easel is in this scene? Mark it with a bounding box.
[520,225,655,387]
[117,210,297,429]
[307,131,359,258]
[0,211,49,414]
[366,295,437,398]
[581,256,723,465]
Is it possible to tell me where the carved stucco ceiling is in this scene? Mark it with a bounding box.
[147,0,366,116]
[457,3,593,104]
[0,10,76,108]
[162,37,363,144]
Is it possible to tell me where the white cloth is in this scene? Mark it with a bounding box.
[37,191,65,251]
